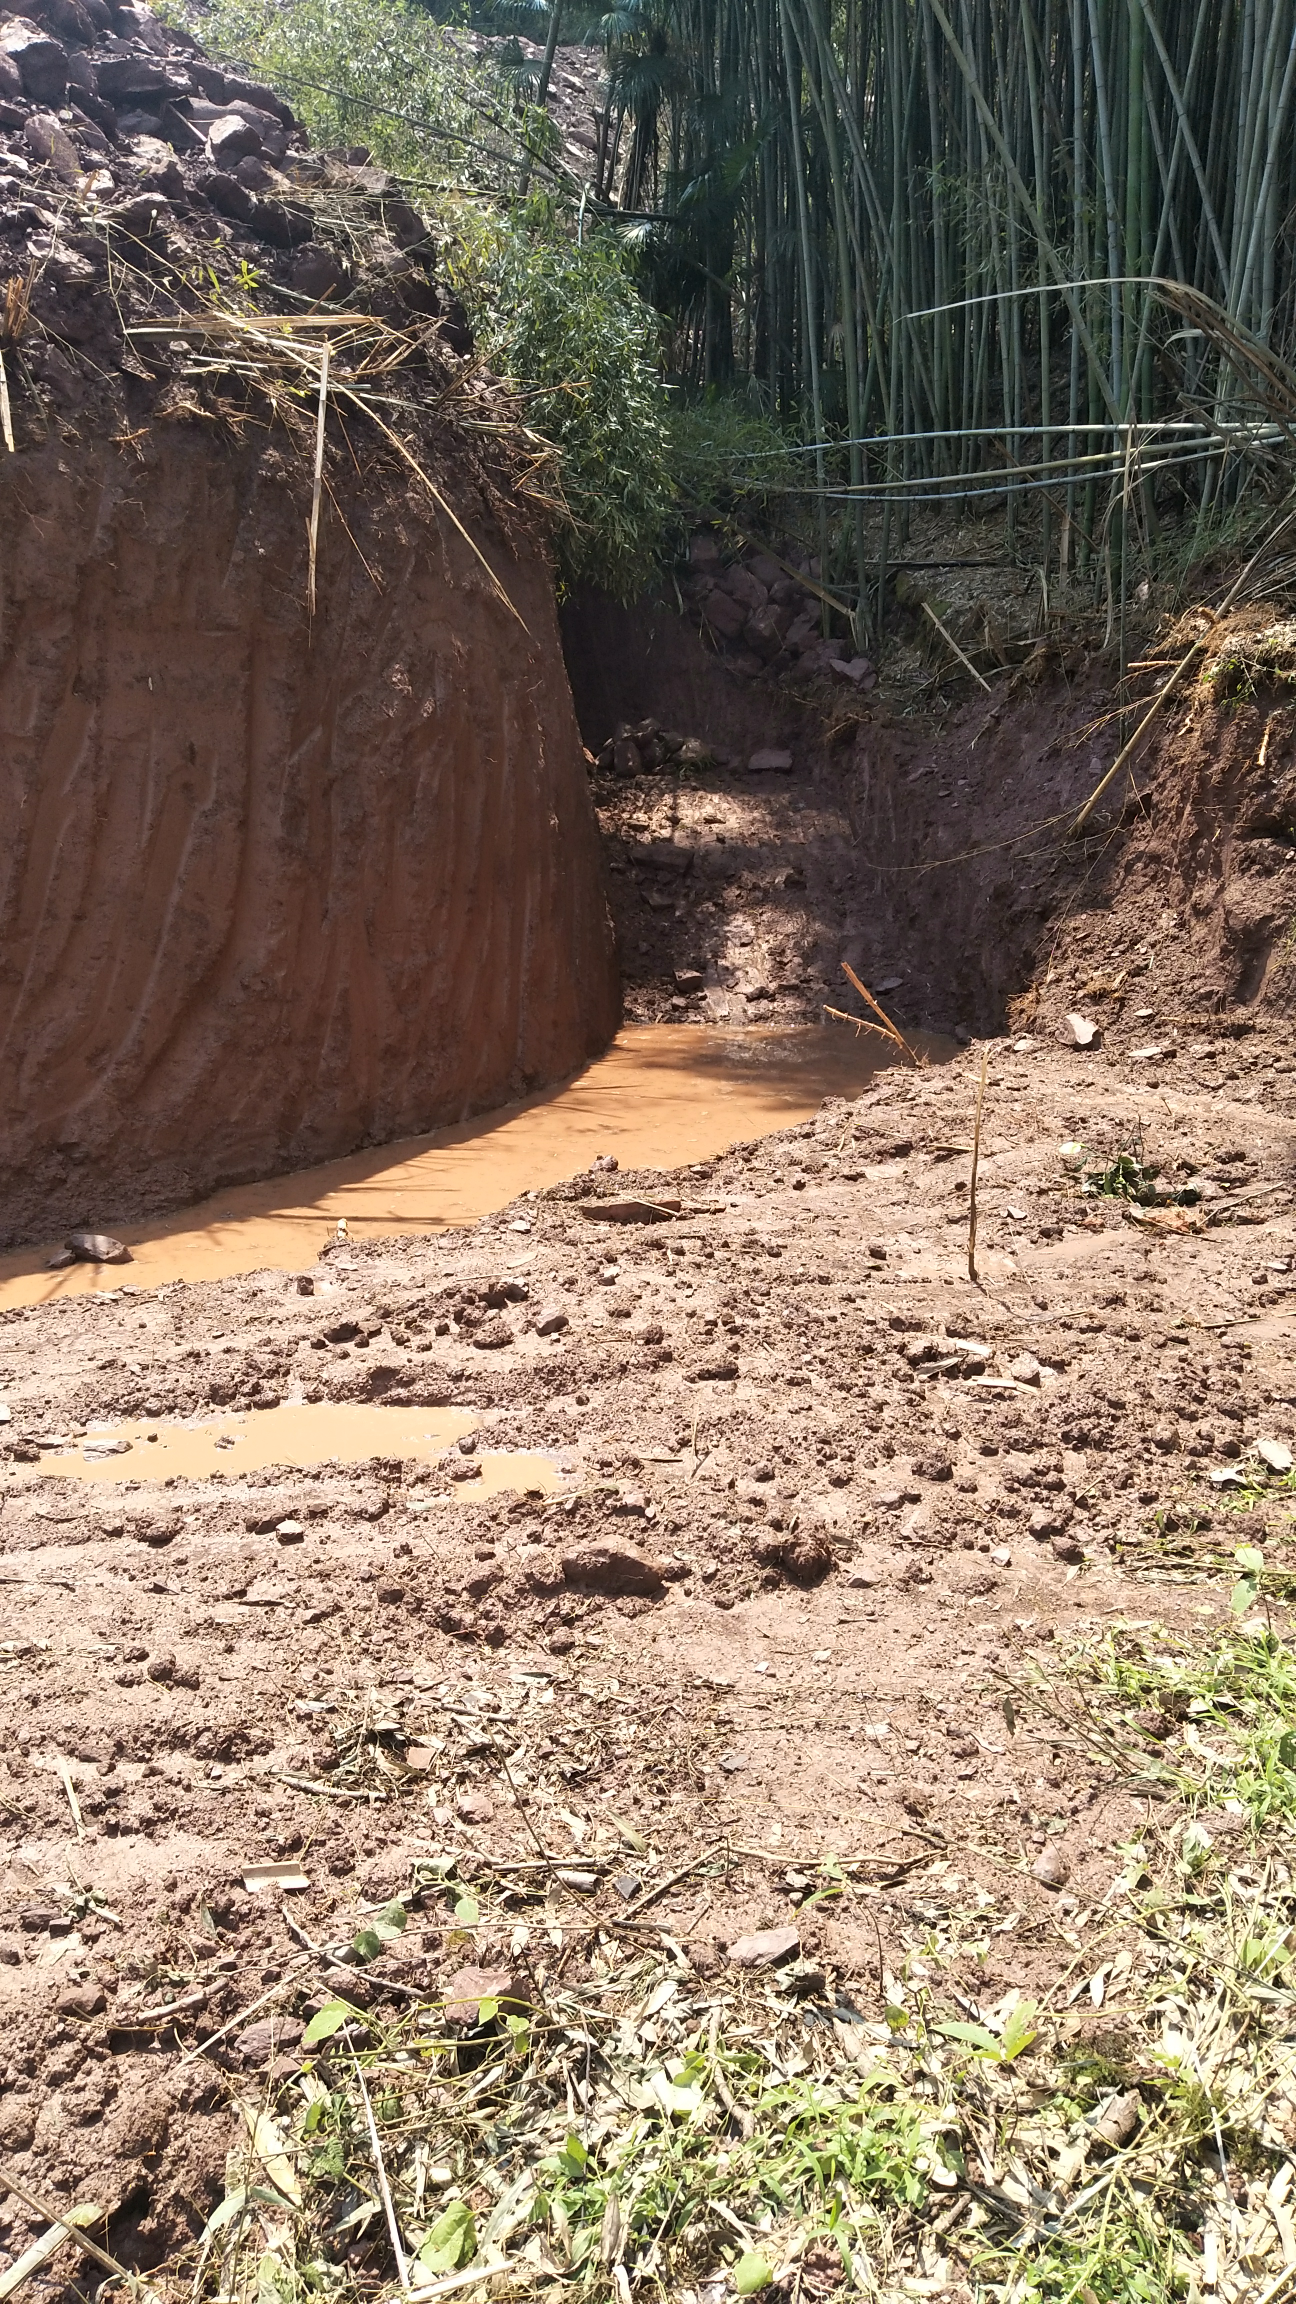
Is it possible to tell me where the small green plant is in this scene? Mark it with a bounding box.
[1079,1132,1199,1207]
[935,1993,1039,2064]
[1232,1540,1270,1617]
[665,390,803,530]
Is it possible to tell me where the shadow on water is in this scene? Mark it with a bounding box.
[0,1022,955,1309]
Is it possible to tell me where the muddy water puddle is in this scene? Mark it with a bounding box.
[2,1023,945,1310]
[15,1400,568,1493]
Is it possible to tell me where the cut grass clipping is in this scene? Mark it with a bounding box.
[199,1621,1296,2304]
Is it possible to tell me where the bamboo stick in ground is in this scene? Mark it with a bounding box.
[840,961,923,1064]
[921,598,992,690]
[968,1047,988,1285]
[307,338,329,622]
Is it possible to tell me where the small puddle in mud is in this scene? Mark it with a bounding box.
[14,1401,567,1493]
[1,1022,951,1311]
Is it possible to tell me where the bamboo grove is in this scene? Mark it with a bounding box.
[583,0,1296,614]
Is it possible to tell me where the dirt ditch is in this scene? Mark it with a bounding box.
[4,3,1296,2288]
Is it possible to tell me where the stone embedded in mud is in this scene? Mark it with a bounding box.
[1091,2088,1141,2148]
[748,748,794,774]
[108,194,172,257]
[523,1548,566,1594]
[291,242,348,300]
[23,109,78,178]
[701,589,746,644]
[1031,1844,1071,1888]
[1066,1012,1101,1048]
[64,1230,131,1265]
[443,1965,529,2026]
[455,1789,495,1825]
[828,654,875,687]
[199,167,256,222]
[208,109,263,162]
[727,1924,800,1969]
[783,1534,834,1586]
[238,2015,304,2066]
[561,1539,666,1597]
[912,1451,954,1482]
[580,1197,682,1224]
[250,196,314,250]
[56,1985,106,2019]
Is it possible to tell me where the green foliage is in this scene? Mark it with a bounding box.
[934,1996,1039,2064]
[1232,1540,1268,1616]
[416,2199,476,2272]
[351,1897,407,1962]
[457,215,677,597]
[177,0,516,186]
[1059,1621,1296,1828]
[665,390,804,527]
[1078,1134,1200,1207]
[300,1998,362,2047]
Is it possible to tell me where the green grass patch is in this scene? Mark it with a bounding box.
[191,1627,1296,2304]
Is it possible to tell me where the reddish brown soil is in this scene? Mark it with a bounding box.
[2,8,1295,2270]
[0,429,618,1253]
[0,1030,1293,2275]
[0,0,621,1254]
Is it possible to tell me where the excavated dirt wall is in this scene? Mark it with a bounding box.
[0,431,620,1247]
[562,586,1296,1038]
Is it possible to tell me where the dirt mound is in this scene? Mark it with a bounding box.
[1035,609,1296,1031]
[0,0,619,1249]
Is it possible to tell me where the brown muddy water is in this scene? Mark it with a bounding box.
[12,1401,567,1495]
[2,1023,942,1312]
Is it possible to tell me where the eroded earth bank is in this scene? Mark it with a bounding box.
[0,0,618,1251]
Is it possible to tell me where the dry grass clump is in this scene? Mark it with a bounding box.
[1204,619,1296,700]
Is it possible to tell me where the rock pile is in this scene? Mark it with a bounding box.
[679,530,877,693]
[0,0,472,436]
[593,719,715,778]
